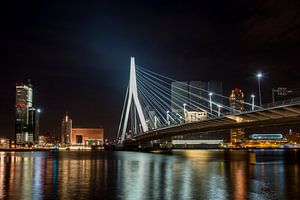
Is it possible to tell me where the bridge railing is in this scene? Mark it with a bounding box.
[147,97,300,131]
[262,97,300,109]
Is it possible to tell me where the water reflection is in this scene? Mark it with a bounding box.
[0,150,299,199]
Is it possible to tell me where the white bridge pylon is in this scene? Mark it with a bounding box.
[119,57,148,142]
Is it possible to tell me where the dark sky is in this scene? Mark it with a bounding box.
[1,0,300,140]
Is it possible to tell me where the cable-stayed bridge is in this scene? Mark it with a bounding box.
[117,57,300,146]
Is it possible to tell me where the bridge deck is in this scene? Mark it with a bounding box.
[125,103,300,144]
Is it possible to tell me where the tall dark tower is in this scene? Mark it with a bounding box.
[15,81,36,145]
[62,113,72,145]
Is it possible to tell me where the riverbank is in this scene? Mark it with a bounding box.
[0,148,56,152]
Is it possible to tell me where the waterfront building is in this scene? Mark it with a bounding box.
[285,130,300,144]
[61,113,72,145]
[229,88,245,145]
[38,133,58,147]
[230,128,246,144]
[15,81,37,145]
[242,133,287,148]
[0,138,10,148]
[172,139,223,148]
[229,88,244,112]
[71,128,104,146]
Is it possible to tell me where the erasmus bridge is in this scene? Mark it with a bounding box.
[116,57,300,146]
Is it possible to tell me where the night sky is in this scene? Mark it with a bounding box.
[1,0,300,140]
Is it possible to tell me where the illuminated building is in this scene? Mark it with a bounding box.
[61,113,72,145]
[71,128,104,146]
[230,128,246,145]
[15,81,36,145]
[242,133,287,148]
[229,88,245,145]
[184,111,207,123]
[172,139,223,148]
[229,88,244,112]
[0,138,10,148]
[38,134,58,147]
[285,130,300,144]
[249,134,284,140]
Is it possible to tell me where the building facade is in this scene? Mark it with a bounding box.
[171,80,223,116]
[229,88,244,112]
[0,138,10,148]
[171,81,188,114]
[61,113,72,145]
[230,128,246,144]
[229,88,245,145]
[15,82,37,145]
[285,130,300,144]
[71,128,104,146]
[242,133,287,148]
[207,80,223,107]
[184,111,207,123]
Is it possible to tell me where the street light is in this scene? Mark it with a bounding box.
[166,110,170,126]
[256,72,262,106]
[251,94,255,111]
[217,104,222,117]
[154,116,158,129]
[208,92,213,114]
[183,103,187,123]
[36,108,41,142]
[183,103,187,112]
[145,120,149,130]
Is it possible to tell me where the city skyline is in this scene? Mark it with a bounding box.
[1,1,300,140]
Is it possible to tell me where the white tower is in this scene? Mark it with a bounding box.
[118,57,148,142]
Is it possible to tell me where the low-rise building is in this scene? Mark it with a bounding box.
[71,128,104,146]
[38,133,59,147]
[172,139,223,148]
[0,138,10,148]
[242,133,287,148]
[285,131,300,144]
[184,111,207,123]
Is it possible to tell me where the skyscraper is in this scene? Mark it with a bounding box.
[171,81,188,113]
[207,80,223,107]
[229,88,245,145]
[62,113,72,145]
[189,81,207,110]
[229,88,244,112]
[15,81,36,145]
[171,80,223,114]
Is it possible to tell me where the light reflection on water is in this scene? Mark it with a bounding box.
[0,150,299,199]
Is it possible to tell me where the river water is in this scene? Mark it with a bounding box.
[0,150,299,200]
